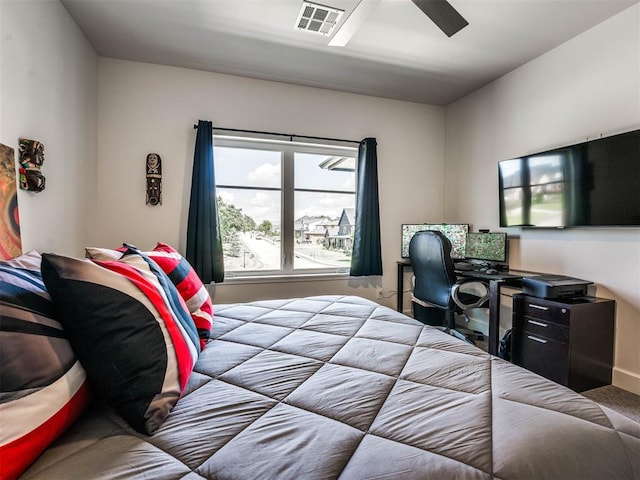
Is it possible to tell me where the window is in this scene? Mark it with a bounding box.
[214,136,357,277]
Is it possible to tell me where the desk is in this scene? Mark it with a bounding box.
[396,259,532,355]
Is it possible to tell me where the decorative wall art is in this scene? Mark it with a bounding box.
[0,143,22,259]
[146,153,162,206]
[18,138,46,192]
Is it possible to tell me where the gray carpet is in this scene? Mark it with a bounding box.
[582,385,640,424]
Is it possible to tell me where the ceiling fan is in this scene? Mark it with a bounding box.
[327,0,469,46]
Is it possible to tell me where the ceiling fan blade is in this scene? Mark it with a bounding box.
[411,0,468,37]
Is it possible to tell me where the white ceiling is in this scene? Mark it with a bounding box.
[61,0,639,105]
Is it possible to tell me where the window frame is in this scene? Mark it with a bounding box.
[214,135,358,279]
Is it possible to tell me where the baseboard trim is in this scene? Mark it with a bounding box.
[612,367,640,396]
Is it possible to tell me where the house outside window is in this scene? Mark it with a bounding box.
[213,136,357,278]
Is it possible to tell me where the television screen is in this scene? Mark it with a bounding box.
[465,232,507,263]
[401,223,469,259]
[499,129,640,227]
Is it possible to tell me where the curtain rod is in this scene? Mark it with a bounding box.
[193,124,360,145]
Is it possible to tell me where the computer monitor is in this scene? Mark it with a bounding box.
[465,232,508,263]
[401,223,469,260]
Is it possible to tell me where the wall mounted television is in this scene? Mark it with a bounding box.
[498,129,640,228]
[401,224,469,260]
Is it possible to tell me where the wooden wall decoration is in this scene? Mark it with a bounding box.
[18,138,46,192]
[0,143,22,259]
[146,153,162,206]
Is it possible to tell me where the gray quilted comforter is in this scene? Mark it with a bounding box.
[23,295,640,479]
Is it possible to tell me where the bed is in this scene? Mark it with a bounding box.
[20,295,640,479]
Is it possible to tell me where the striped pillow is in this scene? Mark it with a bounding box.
[41,250,199,435]
[0,251,90,479]
[148,243,213,349]
[86,242,213,350]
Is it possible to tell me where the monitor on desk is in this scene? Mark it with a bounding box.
[465,232,508,264]
[401,223,469,260]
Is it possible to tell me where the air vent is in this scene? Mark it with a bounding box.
[295,1,344,35]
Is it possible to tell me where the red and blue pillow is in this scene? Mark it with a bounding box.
[0,251,90,479]
[86,242,213,350]
[148,242,213,349]
[41,248,199,435]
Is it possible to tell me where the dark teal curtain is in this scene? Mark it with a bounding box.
[350,138,382,276]
[186,120,224,283]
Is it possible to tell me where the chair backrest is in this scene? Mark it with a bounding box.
[409,230,457,310]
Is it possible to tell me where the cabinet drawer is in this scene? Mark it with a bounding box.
[512,329,569,386]
[513,314,569,343]
[514,296,570,326]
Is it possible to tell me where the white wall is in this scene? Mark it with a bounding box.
[445,4,640,394]
[95,58,445,306]
[0,0,98,256]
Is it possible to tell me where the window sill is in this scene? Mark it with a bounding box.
[220,272,350,285]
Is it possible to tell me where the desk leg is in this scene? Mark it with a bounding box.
[488,280,502,356]
[397,263,404,312]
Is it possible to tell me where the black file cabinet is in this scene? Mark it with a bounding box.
[511,294,615,392]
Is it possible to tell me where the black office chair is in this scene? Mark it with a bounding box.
[409,230,489,344]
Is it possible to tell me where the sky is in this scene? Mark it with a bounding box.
[214,145,356,225]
